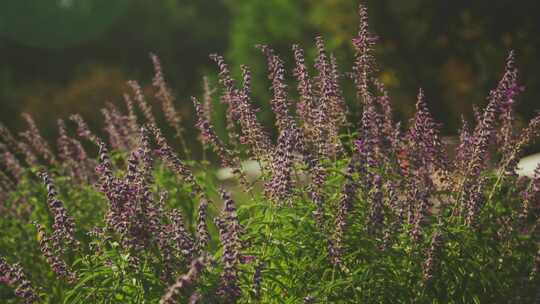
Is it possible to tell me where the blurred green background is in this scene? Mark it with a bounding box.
[0,0,539,145]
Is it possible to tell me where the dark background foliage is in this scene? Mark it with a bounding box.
[0,0,538,141]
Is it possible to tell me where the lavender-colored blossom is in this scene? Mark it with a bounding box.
[422,230,443,285]
[1,150,23,182]
[195,197,210,254]
[292,44,317,146]
[464,52,518,183]
[0,256,39,303]
[216,189,242,302]
[188,292,202,304]
[464,177,487,227]
[258,45,294,133]
[69,114,100,144]
[107,103,133,150]
[520,164,540,222]
[313,36,342,158]
[168,208,195,260]
[35,222,77,283]
[127,80,157,127]
[210,54,273,165]
[455,117,473,175]
[0,124,27,157]
[123,93,140,144]
[101,107,124,150]
[407,89,447,175]
[20,113,56,166]
[160,254,212,304]
[329,155,361,266]
[352,4,378,102]
[500,111,540,176]
[193,97,249,189]
[251,261,264,300]
[202,76,215,123]
[149,124,196,186]
[265,127,295,205]
[39,171,79,250]
[367,174,384,236]
[150,53,188,154]
[56,119,95,182]
[0,170,17,192]
[409,170,434,242]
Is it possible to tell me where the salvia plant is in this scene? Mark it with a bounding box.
[1,3,539,303]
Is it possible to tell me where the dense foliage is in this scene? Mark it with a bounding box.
[1,4,539,303]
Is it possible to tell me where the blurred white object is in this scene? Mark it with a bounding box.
[517,153,540,177]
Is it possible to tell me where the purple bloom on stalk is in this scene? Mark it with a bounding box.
[35,222,77,283]
[148,124,202,193]
[20,113,56,166]
[127,80,157,127]
[1,150,23,182]
[0,256,39,303]
[422,230,443,286]
[39,171,79,251]
[352,3,378,102]
[150,53,183,133]
[168,208,195,260]
[210,54,273,165]
[313,36,343,158]
[101,103,132,151]
[520,163,540,222]
[123,93,140,139]
[407,89,447,174]
[265,127,295,205]
[463,52,518,184]
[258,45,295,133]
[330,154,360,266]
[160,254,212,304]
[0,124,25,157]
[500,111,540,176]
[216,189,242,302]
[292,44,318,146]
[251,261,264,299]
[464,177,487,227]
[57,119,95,182]
[195,197,210,254]
[69,114,99,144]
[150,53,189,155]
[193,96,249,188]
[367,174,384,236]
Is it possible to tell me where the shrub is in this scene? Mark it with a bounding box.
[1,3,539,303]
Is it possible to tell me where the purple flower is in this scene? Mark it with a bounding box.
[69,114,99,144]
[127,80,157,127]
[193,96,249,189]
[265,127,295,205]
[20,113,56,166]
[407,89,447,174]
[150,53,189,154]
[422,230,443,285]
[367,174,384,236]
[352,4,378,102]
[330,155,360,266]
[1,150,23,182]
[195,197,210,254]
[216,189,242,302]
[0,256,39,303]
[39,171,79,251]
[35,222,77,283]
[210,54,273,166]
[160,254,212,304]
